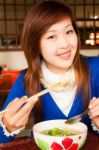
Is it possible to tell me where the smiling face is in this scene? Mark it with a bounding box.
[40,18,78,74]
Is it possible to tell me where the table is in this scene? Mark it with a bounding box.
[0,131,98,150]
[81,131,99,150]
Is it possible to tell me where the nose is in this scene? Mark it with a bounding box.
[58,35,69,49]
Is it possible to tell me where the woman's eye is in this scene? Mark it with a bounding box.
[47,35,56,39]
[66,30,74,34]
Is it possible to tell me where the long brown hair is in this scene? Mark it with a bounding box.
[22,0,90,122]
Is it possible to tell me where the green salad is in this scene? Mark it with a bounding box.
[41,128,80,136]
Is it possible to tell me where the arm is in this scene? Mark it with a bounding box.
[89,97,99,133]
[2,70,27,110]
[88,57,99,133]
[0,70,39,143]
[0,70,26,143]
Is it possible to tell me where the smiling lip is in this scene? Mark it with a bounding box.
[58,51,71,60]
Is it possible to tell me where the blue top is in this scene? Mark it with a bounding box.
[0,56,99,143]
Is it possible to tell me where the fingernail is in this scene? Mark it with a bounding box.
[88,105,92,109]
[92,97,96,100]
[23,96,28,99]
[14,97,19,100]
[89,115,92,119]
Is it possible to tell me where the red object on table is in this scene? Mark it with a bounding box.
[0,74,12,95]
[2,70,20,85]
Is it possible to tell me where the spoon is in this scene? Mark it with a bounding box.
[65,109,88,124]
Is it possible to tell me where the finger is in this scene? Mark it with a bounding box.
[5,97,38,127]
[89,104,99,118]
[3,98,20,121]
[2,116,20,132]
[3,97,37,132]
[89,97,99,108]
[28,96,39,104]
[92,118,99,129]
[7,98,19,109]
[3,103,31,132]
[14,113,29,128]
[10,99,34,125]
[89,107,99,118]
[7,96,28,116]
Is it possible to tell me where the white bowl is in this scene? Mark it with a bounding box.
[33,120,88,150]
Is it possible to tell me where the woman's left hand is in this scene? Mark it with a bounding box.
[88,97,99,129]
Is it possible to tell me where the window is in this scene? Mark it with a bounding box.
[0,0,35,51]
[68,0,99,49]
[0,0,99,51]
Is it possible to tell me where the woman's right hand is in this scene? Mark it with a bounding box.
[2,96,38,133]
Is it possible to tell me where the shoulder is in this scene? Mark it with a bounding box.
[2,69,28,109]
[19,69,27,78]
[81,55,99,69]
[81,55,99,81]
[15,69,27,82]
[12,69,27,91]
[10,68,28,95]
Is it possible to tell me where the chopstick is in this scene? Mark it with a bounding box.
[0,80,69,116]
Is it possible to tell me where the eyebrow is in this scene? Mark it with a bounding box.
[47,24,73,33]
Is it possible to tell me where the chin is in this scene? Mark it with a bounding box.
[61,61,73,69]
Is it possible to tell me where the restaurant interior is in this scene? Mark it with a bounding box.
[0,0,99,149]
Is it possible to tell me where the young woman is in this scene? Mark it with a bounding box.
[0,0,99,143]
